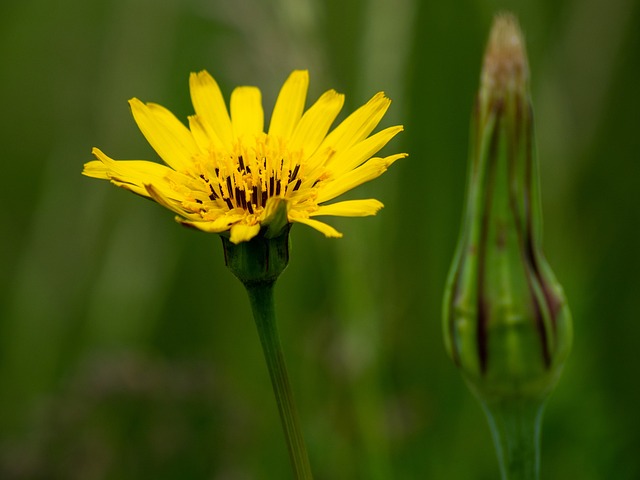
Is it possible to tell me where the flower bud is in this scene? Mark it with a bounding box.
[443,14,572,402]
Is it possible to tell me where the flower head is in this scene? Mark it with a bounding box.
[83,70,405,243]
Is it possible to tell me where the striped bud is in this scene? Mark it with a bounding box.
[443,14,572,402]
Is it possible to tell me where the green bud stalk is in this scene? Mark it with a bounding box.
[223,200,313,480]
[442,14,572,479]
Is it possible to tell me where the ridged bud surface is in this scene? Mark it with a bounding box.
[443,15,572,402]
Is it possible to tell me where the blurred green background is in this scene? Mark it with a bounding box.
[1,0,639,478]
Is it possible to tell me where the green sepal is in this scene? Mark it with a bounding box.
[222,224,291,287]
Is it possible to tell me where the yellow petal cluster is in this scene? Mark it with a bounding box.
[83,70,405,243]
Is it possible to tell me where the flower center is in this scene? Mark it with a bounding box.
[198,155,304,214]
[188,135,317,217]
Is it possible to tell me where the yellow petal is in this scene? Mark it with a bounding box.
[129,98,199,172]
[316,153,406,203]
[145,184,197,219]
[231,86,264,139]
[288,89,345,157]
[84,148,185,199]
[229,223,261,244]
[326,125,404,176]
[178,212,244,233]
[268,70,309,140]
[189,70,233,147]
[318,92,390,154]
[188,114,226,153]
[82,160,110,180]
[290,214,343,238]
[310,199,384,217]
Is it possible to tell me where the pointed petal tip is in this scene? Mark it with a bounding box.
[388,152,408,165]
[89,147,116,166]
[189,70,220,91]
[290,215,343,238]
[128,97,143,108]
[371,91,391,104]
[190,69,213,80]
[82,159,106,178]
[290,69,309,79]
[316,89,345,105]
[311,198,385,218]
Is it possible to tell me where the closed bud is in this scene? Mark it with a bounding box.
[443,14,572,403]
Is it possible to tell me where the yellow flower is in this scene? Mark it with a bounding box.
[83,70,406,244]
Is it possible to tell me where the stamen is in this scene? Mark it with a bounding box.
[209,184,218,200]
[189,138,312,218]
[289,164,300,182]
[226,177,234,199]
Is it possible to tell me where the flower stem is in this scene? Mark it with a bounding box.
[481,397,545,480]
[245,281,314,480]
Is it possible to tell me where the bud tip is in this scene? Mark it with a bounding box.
[482,13,529,93]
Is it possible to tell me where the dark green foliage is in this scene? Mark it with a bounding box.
[1,0,639,478]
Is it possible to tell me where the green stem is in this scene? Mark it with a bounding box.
[245,281,314,480]
[481,397,545,480]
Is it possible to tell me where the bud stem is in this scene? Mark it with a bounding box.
[481,397,545,480]
[245,281,314,480]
